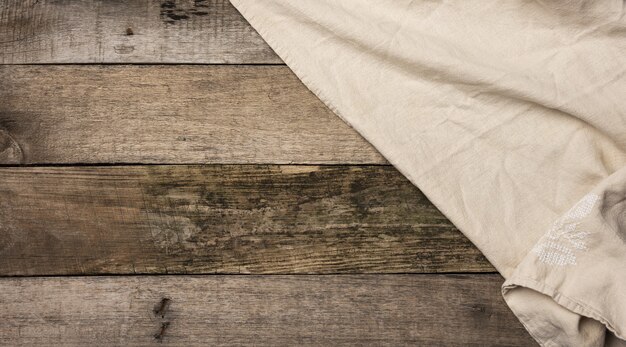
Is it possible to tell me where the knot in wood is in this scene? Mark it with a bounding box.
[0,129,24,164]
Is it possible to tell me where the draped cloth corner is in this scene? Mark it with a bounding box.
[229,0,626,345]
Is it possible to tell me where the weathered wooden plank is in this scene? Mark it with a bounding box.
[0,65,385,164]
[0,0,280,64]
[0,165,493,276]
[0,274,535,346]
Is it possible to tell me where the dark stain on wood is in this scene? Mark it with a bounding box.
[161,1,176,9]
[153,297,172,318]
[159,0,212,23]
[154,321,170,342]
[165,12,189,21]
[113,44,135,54]
[153,297,172,342]
[139,165,458,263]
[0,165,493,276]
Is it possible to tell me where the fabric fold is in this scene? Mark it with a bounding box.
[503,166,626,346]
[230,0,626,345]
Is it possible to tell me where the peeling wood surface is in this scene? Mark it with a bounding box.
[0,65,385,165]
[0,165,492,276]
[0,0,280,64]
[0,274,535,346]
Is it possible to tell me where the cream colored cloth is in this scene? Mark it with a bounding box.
[230,0,626,345]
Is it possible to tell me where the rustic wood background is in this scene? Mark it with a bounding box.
[0,0,536,345]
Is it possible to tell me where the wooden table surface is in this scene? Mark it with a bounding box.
[0,1,536,345]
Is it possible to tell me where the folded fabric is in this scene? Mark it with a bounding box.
[230,1,626,345]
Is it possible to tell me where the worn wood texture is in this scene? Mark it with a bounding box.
[0,165,493,276]
[0,274,535,346]
[0,65,385,164]
[0,0,280,64]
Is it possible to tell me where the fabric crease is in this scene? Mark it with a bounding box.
[230,1,626,345]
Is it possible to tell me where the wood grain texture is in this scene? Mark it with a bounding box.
[0,165,493,276]
[0,0,280,64]
[0,65,385,164]
[0,2,524,344]
[0,274,535,346]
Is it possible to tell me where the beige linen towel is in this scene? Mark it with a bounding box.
[229,0,626,345]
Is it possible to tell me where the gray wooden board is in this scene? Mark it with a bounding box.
[0,65,385,164]
[0,274,536,346]
[0,0,280,64]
